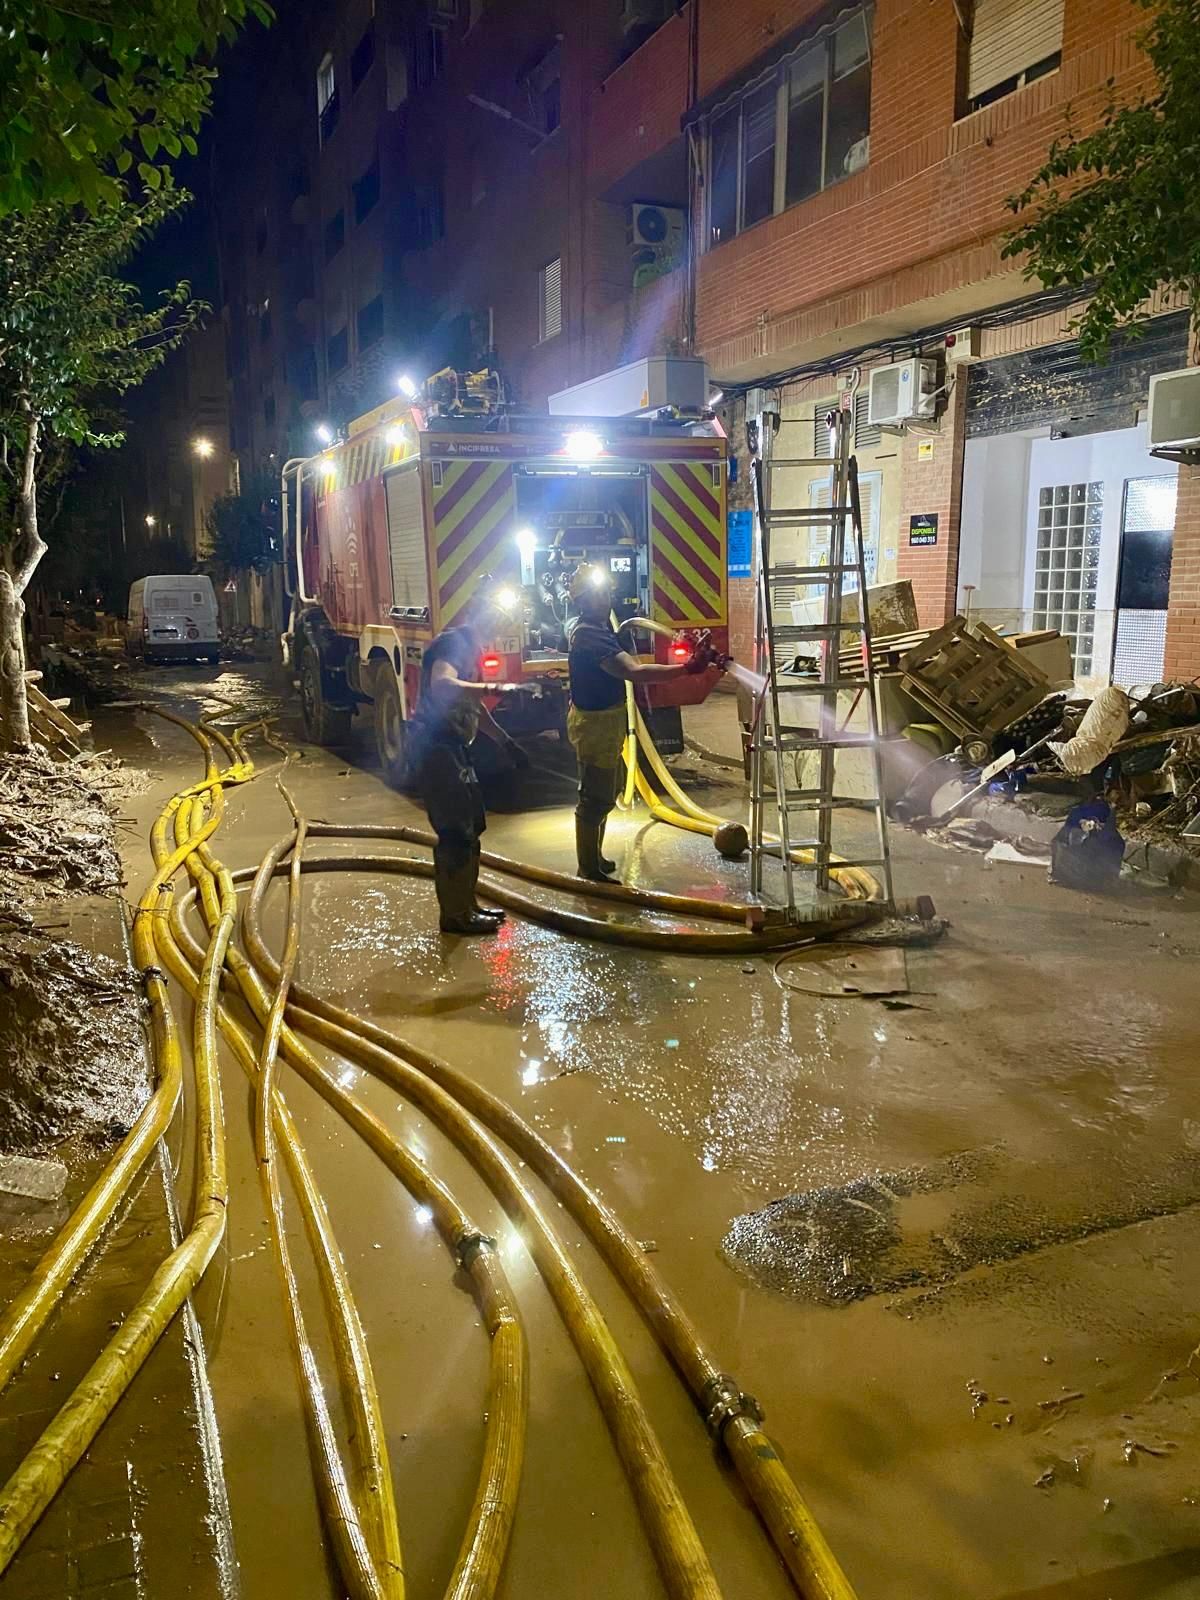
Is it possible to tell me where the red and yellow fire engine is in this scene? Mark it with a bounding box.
[282,369,730,784]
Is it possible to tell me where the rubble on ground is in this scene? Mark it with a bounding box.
[0,745,141,914]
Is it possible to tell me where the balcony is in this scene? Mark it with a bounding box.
[590,6,689,207]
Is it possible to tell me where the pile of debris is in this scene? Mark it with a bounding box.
[879,616,1200,892]
[0,745,133,916]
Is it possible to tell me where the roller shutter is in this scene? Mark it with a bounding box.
[385,463,429,611]
[967,0,1063,102]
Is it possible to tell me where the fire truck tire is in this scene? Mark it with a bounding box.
[298,644,352,747]
[372,664,409,789]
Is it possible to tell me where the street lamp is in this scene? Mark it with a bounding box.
[144,514,157,528]
[192,436,215,459]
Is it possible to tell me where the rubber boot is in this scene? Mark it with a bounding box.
[436,852,499,935]
[597,819,617,877]
[470,846,506,925]
[575,816,616,882]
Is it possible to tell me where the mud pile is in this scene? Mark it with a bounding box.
[0,924,144,1152]
[0,746,139,914]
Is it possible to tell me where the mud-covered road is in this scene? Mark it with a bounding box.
[91,658,1200,1599]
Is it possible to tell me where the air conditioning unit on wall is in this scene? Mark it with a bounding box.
[868,358,939,427]
[629,203,684,253]
[1148,365,1200,450]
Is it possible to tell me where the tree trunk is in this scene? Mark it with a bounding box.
[0,412,45,752]
[0,570,30,752]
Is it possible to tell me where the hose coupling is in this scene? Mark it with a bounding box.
[140,964,168,984]
[701,1373,764,1444]
[455,1230,497,1269]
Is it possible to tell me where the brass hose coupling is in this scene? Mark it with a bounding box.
[701,1373,764,1444]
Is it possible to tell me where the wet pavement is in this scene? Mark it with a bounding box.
[47,657,1200,1598]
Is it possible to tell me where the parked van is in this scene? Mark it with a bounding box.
[127,574,220,663]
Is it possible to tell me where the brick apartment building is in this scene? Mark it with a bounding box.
[209,0,1199,685]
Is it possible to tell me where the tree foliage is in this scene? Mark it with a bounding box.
[0,0,271,216]
[205,473,279,572]
[1003,0,1200,361]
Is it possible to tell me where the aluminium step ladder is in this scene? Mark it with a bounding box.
[747,403,895,919]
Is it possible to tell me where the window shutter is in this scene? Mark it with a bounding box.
[385,465,430,612]
[967,0,1064,101]
[539,257,562,342]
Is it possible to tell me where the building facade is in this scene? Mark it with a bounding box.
[210,0,1199,683]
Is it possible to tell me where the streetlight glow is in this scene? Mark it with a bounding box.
[192,436,214,459]
[144,514,157,528]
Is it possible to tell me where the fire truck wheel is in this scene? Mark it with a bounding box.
[372,663,409,788]
[298,644,352,747]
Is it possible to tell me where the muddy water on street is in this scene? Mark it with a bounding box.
[97,662,1200,1600]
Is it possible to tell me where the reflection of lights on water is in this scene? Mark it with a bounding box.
[521,1060,541,1087]
[605,1135,626,1144]
[337,1065,356,1089]
[415,1205,433,1226]
[873,1028,887,1044]
[501,1227,524,1260]
[665,1038,679,1049]
[701,1153,717,1172]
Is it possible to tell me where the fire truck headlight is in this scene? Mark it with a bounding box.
[319,458,338,481]
[563,429,603,461]
[314,422,333,445]
[515,527,537,561]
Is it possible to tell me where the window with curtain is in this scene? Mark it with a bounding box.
[708,8,872,249]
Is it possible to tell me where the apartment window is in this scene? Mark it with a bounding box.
[324,209,345,261]
[317,53,339,143]
[350,21,376,91]
[966,0,1063,111]
[357,294,384,350]
[327,326,349,375]
[406,181,445,248]
[1033,483,1101,676]
[293,345,318,402]
[523,40,562,136]
[708,7,872,247]
[538,256,562,342]
[354,157,380,223]
[413,24,445,90]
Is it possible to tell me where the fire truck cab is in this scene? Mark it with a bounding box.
[282,371,729,786]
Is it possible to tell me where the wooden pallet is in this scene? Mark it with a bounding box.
[897,618,1050,744]
[23,670,90,758]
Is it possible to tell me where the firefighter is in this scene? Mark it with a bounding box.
[566,564,722,881]
[411,591,530,936]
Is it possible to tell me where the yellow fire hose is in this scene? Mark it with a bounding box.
[218,834,723,1600]
[238,846,856,1600]
[170,797,405,1600]
[0,734,241,1570]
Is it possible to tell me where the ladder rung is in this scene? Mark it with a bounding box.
[776,677,870,692]
[768,564,861,579]
[775,731,879,750]
[782,795,882,810]
[769,621,863,639]
[766,509,852,525]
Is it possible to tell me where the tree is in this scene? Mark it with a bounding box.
[205,474,280,572]
[1003,0,1200,362]
[0,186,202,747]
[0,0,270,217]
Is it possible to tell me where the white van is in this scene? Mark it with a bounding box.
[127,574,221,663]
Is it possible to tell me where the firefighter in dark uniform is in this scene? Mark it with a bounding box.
[566,564,721,881]
[412,592,529,935]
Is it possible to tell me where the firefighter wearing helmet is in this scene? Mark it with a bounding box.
[410,587,531,936]
[566,563,724,881]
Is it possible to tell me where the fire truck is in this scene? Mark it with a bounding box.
[282,369,730,786]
